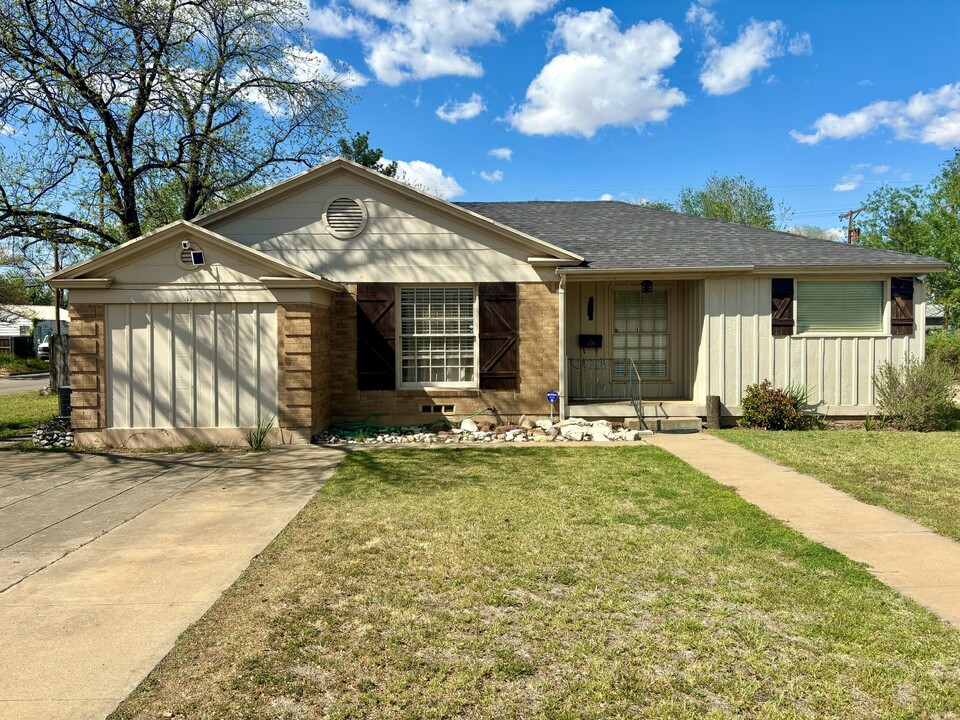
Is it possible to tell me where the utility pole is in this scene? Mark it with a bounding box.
[839,208,864,244]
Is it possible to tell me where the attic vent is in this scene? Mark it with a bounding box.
[177,242,204,270]
[323,196,368,239]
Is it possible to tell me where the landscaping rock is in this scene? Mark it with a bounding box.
[460,418,479,432]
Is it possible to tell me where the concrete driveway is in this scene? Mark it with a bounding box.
[0,446,343,720]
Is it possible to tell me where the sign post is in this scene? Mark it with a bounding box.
[546,390,559,423]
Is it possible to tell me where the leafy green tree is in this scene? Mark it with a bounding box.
[859,151,960,327]
[0,0,351,252]
[338,132,398,177]
[0,273,51,305]
[677,174,787,229]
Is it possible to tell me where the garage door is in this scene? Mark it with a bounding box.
[105,303,277,429]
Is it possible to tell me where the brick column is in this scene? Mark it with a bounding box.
[69,304,106,430]
[277,302,330,434]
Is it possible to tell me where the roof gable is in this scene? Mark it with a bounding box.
[194,158,583,265]
[48,221,340,290]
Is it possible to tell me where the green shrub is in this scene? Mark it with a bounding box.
[245,414,275,451]
[874,355,956,431]
[926,330,960,379]
[738,380,817,430]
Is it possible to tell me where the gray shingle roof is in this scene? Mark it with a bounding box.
[457,200,945,270]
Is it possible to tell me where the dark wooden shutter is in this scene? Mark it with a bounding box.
[356,283,396,390]
[478,282,519,390]
[771,278,794,336]
[891,277,915,336]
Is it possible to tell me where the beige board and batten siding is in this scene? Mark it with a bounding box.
[106,302,277,429]
[694,276,926,416]
[204,178,557,284]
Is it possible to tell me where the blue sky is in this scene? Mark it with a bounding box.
[305,0,960,236]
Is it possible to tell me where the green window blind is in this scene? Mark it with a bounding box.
[796,281,884,333]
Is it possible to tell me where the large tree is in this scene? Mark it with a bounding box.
[338,131,398,177]
[0,0,351,254]
[677,173,787,229]
[859,151,960,326]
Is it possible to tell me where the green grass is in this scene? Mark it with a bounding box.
[715,430,960,543]
[0,390,57,439]
[111,447,960,719]
[0,353,49,374]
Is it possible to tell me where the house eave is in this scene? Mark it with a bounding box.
[47,277,114,289]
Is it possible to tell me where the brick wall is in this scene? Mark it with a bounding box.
[69,304,106,430]
[329,282,560,425]
[277,302,331,434]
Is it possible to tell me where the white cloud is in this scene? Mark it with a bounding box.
[389,159,465,198]
[824,227,846,242]
[685,2,719,35]
[787,32,812,56]
[689,8,811,96]
[508,8,685,138]
[480,169,503,182]
[834,172,864,192]
[599,193,614,201]
[242,46,367,114]
[700,20,783,95]
[791,82,960,148]
[307,0,558,85]
[873,164,890,174]
[488,146,513,161]
[436,92,485,123]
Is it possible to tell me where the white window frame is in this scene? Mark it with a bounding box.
[396,284,479,390]
[794,277,890,337]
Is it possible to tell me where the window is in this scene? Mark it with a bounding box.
[612,289,669,378]
[399,287,476,386]
[796,280,884,334]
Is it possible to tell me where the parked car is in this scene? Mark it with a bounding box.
[37,334,50,361]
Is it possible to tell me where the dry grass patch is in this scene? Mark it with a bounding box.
[716,430,960,543]
[112,447,960,719]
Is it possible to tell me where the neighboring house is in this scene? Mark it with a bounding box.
[926,303,944,332]
[48,159,948,448]
[0,305,69,347]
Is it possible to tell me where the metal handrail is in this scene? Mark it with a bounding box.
[628,358,648,431]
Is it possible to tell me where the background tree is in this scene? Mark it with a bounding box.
[677,174,788,229]
[858,152,960,327]
[0,0,352,256]
[787,224,840,240]
[338,131,398,177]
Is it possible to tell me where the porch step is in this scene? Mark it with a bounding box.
[624,416,702,433]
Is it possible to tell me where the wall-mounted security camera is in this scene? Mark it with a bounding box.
[181,240,190,249]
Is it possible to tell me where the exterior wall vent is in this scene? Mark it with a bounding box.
[323,196,368,239]
[177,242,204,271]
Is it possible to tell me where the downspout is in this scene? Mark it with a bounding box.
[558,272,567,419]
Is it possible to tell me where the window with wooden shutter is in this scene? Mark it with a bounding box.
[771,278,794,336]
[399,287,476,386]
[891,277,915,336]
[478,282,519,390]
[796,280,884,334]
[356,283,396,390]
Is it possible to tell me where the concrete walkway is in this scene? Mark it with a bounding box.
[0,445,343,720]
[648,432,960,629]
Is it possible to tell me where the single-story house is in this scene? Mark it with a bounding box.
[48,159,948,448]
[0,305,69,349]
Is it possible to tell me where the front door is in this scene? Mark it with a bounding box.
[612,288,669,390]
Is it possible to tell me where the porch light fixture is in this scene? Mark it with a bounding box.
[641,280,653,293]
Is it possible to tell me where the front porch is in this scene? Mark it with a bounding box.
[561,277,706,419]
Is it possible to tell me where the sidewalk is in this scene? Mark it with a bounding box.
[0,445,343,720]
[647,432,960,629]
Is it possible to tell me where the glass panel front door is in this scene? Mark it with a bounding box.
[612,290,668,378]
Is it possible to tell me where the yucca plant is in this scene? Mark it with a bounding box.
[245,414,275,451]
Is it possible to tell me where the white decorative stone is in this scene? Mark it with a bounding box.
[460,418,479,432]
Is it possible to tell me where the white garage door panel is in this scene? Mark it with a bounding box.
[106,303,278,429]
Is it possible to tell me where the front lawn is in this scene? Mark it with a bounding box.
[112,448,960,719]
[716,430,960,543]
[0,390,57,439]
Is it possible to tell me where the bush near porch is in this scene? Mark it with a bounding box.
[112,448,960,719]
[715,430,960,544]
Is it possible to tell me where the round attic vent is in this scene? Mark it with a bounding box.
[323,196,368,239]
[176,242,205,271]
